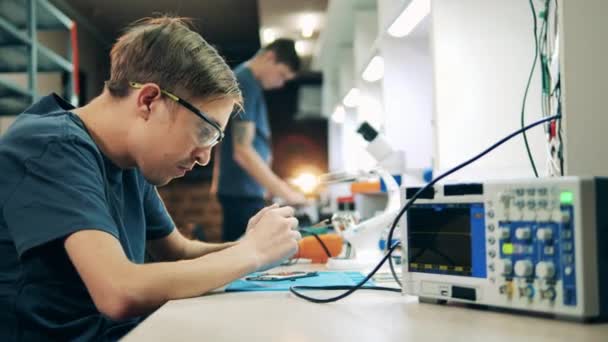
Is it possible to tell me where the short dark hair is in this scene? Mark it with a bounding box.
[261,38,301,72]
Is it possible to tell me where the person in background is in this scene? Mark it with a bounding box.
[211,38,307,242]
[0,16,300,340]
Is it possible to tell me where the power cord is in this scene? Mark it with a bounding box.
[299,228,332,257]
[310,232,332,257]
[289,242,402,303]
[290,114,561,303]
[292,285,401,293]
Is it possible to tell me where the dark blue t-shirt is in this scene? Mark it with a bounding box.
[0,94,174,341]
[218,63,271,198]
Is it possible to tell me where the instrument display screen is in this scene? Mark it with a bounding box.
[407,203,486,278]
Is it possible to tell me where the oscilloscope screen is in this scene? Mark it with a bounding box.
[407,204,475,276]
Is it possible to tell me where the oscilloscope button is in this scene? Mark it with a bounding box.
[497,259,513,276]
[515,227,531,240]
[498,228,510,240]
[536,228,553,241]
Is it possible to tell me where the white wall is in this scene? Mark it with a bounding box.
[353,10,377,75]
[338,47,354,102]
[381,33,433,170]
[328,119,344,172]
[331,41,378,175]
[559,0,608,176]
[327,106,374,204]
[432,0,548,181]
[357,81,384,130]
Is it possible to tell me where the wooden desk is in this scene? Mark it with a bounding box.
[123,265,608,341]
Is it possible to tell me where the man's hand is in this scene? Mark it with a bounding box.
[240,206,301,269]
[209,181,218,196]
[283,189,308,206]
[245,203,279,232]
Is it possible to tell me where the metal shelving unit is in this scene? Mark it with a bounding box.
[0,0,77,115]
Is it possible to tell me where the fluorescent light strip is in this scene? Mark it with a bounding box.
[362,55,385,82]
[387,0,431,38]
[332,105,346,123]
[343,88,361,108]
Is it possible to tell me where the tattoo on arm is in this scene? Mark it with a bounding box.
[233,122,253,146]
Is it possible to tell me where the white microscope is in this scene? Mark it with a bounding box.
[324,122,421,269]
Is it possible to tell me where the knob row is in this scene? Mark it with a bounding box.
[496,259,555,279]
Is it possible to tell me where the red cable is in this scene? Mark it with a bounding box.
[70,23,80,100]
[549,120,556,139]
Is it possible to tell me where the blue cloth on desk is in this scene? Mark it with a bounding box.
[226,271,376,292]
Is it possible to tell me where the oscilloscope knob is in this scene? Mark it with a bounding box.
[514,260,533,277]
[535,262,555,279]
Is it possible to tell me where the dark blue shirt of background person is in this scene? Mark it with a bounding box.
[216,64,272,242]
[214,39,303,243]
[218,63,272,199]
[0,94,174,341]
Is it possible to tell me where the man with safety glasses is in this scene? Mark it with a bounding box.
[0,17,300,340]
[213,38,307,242]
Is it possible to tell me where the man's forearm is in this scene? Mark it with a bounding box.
[119,241,258,318]
[182,239,239,260]
[234,145,290,198]
[146,229,237,262]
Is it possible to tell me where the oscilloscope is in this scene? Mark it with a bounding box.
[401,177,608,321]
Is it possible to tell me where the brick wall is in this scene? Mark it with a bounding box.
[157,181,223,242]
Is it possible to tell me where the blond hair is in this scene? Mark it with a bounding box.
[106,16,242,108]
